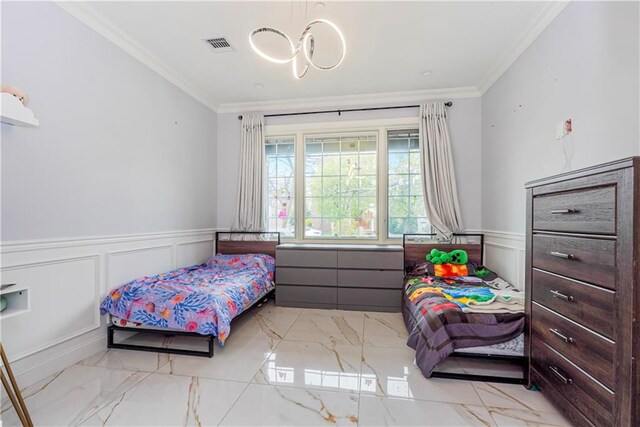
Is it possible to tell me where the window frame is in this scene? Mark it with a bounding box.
[265,117,421,244]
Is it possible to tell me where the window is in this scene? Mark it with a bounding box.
[264,121,430,241]
[265,136,295,237]
[304,133,377,239]
[387,129,429,238]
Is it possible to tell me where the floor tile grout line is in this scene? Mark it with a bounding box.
[218,302,303,426]
[470,381,490,409]
[216,378,254,426]
[75,367,156,425]
[239,302,300,387]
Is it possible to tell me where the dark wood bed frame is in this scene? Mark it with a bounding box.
[403,233,484,269]
[402,233,525,385]
[107,231,280,358]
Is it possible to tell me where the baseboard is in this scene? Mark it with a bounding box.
[10,331,107,389]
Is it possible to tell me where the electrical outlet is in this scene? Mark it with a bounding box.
[556,118,572,140]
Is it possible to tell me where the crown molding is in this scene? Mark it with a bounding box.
[54,1,566,113]
[54,1,219,112]
[478,0,570,95]
[215,86,482,114]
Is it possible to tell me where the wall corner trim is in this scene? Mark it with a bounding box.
[477,0,571,95]
[54,1,219,112]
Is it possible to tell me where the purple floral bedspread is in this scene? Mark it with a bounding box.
[100,254,275,344]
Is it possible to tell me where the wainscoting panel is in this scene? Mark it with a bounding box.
[0,229,216,388]
[107,245,174,290]
[482,230,526,289]
[1,256,100,360]
[177,239,215,267]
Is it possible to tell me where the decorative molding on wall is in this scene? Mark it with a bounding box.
[54,1,218,112]
[1,255,101,362]
[0,228,217,389]
[1,228,217,253]
[478,0,570,94]
[106,244,175,290]
[216,86,482,114]
[481,230,526,289]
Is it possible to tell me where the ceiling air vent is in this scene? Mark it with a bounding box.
[205,37,234,53]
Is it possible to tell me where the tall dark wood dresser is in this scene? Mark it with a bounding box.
[525,157,639,427]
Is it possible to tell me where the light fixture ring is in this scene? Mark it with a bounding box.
[293,35,314,79]
[301,19,346,71]
[249,27,298,64]
[249,18,345,78]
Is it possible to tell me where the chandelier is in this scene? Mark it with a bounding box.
[249,18,346,79]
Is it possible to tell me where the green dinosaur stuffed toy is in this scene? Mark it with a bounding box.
[474,267,491,278]
[426,249,468,265]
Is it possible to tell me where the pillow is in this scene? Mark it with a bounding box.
[207,253,275,275]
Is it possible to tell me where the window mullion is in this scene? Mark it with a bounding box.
[295,131,304,241]
[379,127,387,244]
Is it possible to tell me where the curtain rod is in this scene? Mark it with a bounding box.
[236,101,453,120]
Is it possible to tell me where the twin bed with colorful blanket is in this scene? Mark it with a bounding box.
[402,234,525,384]
[100,232,279,357]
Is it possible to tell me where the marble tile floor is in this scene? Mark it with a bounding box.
[1,301,570,426]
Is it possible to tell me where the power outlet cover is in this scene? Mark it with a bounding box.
[556,118,572,140]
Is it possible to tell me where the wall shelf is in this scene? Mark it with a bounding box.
[0,93,39,128]
[0,287,30,320]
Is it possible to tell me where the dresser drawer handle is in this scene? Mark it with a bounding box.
[549,328,575,343]
[548,365,573,385]
[550,209,578,214]
[550,289,574,302]
[550,251,575,260]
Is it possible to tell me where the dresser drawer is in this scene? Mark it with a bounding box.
[337,269,404,289]
[276,285,337,305]
[277,267,337,286]
[276,250,337,268]
[532,234,616,289]
[532,303,615,389]
[530,369,597,427]
[533,186,616,235]
[337,251,403,270]
[337,288,402,309]
[531,339,614,427]
[532,269,615,339]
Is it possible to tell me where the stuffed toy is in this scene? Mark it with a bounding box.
[426,249,468,265]
[474,267,491,279]
[1,85,28,106]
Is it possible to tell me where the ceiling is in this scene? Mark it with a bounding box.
[63,1,565,111]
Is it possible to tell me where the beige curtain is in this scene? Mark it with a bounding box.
[231,114,266,232]
[419,102,464,240]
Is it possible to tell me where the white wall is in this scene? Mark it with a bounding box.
[1,2,218,242]
[217,97,483,232]
[481,1,640,235]
[478,0,639,289]
[0,2,217,387]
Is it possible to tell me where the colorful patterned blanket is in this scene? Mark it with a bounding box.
[402,273,524,377]
[100,254,275,344]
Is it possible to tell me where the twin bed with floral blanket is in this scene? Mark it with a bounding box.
[402,234,525,384]
[101,232,280,357]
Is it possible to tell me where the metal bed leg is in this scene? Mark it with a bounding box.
[107,325,115,348]
[107,325,215,358]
